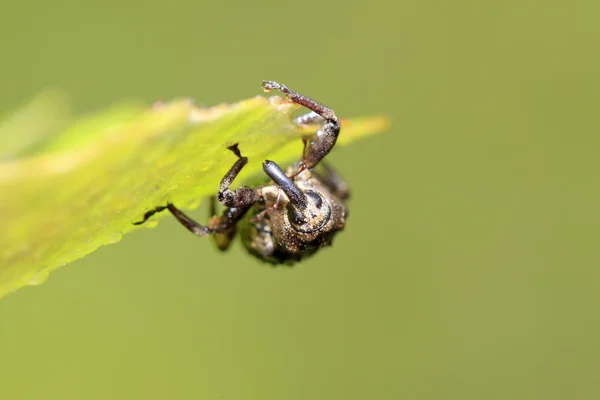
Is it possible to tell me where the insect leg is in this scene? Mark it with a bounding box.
[210,204,252,251]
[133,205,169,225]
[262,80,340,170]
[295,111,323,126]
[312,162,351,200]
[217,143,259,208]
[210,144,262,249]
[165,203,212,236]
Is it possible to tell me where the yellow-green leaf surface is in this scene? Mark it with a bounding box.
[0,93,388,298]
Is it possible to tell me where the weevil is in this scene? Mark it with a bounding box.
[134,81,349,265]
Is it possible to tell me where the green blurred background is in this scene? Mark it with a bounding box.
[1,0,598,399]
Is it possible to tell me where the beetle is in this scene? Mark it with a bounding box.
[133,81,349,265]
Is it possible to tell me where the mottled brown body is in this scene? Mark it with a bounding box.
[239,165,348,265]
[133,80,350,265]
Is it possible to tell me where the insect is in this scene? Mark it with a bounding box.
[133,81,349,265]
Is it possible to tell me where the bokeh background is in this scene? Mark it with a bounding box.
[1,0,598,399]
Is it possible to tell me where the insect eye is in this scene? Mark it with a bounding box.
[306,190,323,208]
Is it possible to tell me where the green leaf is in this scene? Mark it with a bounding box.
[0,93,389,298]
